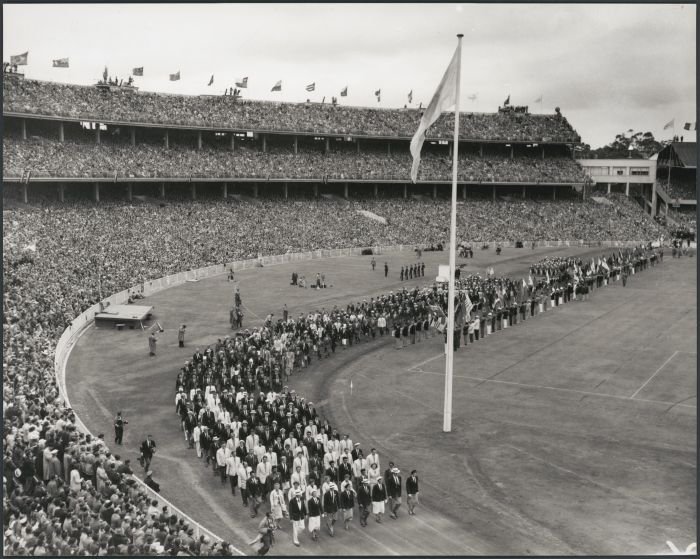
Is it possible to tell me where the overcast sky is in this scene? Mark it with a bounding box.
[3,3,696,148]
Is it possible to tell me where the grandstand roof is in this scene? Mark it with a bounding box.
[657,142,696,169]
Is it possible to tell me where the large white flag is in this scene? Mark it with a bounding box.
[409,46,460,183]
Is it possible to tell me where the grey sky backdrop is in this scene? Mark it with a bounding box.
[3,3,696,148]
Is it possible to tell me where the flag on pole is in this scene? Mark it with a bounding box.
[528,273,534,287]
[503,94,510,106]
[683,122,693,131]
[11,52,28,66]
[169,71,180,81]
[208,74,214,86]
[534,95,542,103]
[235,77,248,88]
[408,90,413,104]
[601,259,610,272]
[545,269,550,283]
[374,89,381,102]
[52,58,69,68]
[271,80,282,92]
[663,119,675,130]
[305,82,315,92]
[340,86,347,97]
[409,45,459,183]
[132,67,144,76]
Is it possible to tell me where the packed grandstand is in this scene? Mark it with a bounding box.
[2,78,680,556]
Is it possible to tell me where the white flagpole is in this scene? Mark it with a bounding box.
[444,33,463,433]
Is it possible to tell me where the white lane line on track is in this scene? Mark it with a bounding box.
[630,351,679,399]
[409,369,696,409]
[407,352,444,372]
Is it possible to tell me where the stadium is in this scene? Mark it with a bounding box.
[2,4,696,558]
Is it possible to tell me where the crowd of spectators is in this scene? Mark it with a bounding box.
[4,137,588,184]
[660,177,697,201]
[3,191,669,554]
[4,79,581,142]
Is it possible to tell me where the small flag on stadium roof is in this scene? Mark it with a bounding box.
[374,89,381,97]
[235,77,248,88]
[534,95,542,103]
[271,80,282,92]
[11,52,28,66]
[340,86,347,97]
[408,90,413,104]
[663,118,674,130]
[53,58,69,68]
[503,94,510,106]
[683,122,695,131]
[306,82,315,92]
[208,74,214,86]
[169,71,181,81]
[132,67,143,76]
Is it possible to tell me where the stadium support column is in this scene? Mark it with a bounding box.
[479,144,483,157]
[542,145,545,160]
[403,184,407,199]
[432,184,437,199]
[462,184,466,199]
[651,183,657,217]
[325,137,330,154]
[552,186,556,201]
[607,184,611,195]
[222,183,228,199]
[164,130,169,149]
[492,185,496,202]
[313,184,319,198]
[253,184,258,198]
[625,183,629,197]
[93,182,100,202]
[293,136,298,154]
[21,119,27,140]
[21,183,28,204]
[522,185,526,199]
[160,182,165,199]
[197,131,203,151]
[388,142,391,156]
[58,183,65,203]
[449,143,452,158]
[262,134,267,153]
[59,122,65,142]
[191,183,197,200]
[284,182,288,199]
[344,182,348,199]
[357,139,361,154]
[95,126,101,145]
[230,134,235,152]
[374,183,378,198]
[126,182,132,202]
[510,145,514,160]
[130,127,136,146]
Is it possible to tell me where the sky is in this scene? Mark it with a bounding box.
[3,3,696,148]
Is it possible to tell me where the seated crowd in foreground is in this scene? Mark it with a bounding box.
[3,194,668,555]
[4,79,581,142]
[3,137,588,184]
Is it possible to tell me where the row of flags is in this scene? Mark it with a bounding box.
[663,119,697,131]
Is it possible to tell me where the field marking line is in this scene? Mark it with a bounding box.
[408,352,444,372]
[410,369,696,409]
[630,351,679,399]
[505,444,659,508]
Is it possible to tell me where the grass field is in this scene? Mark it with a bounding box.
[67,246,696,555]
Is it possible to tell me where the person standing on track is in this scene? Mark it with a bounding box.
[148,332,157,356]
[114,411,127,445]
[371,477,387,523]
[384,262,389,278]
[139,434,156,470]
[178,324,186,347]
[371,257,376,271]
[406,470,419,515]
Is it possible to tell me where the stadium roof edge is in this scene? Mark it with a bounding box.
[2,112,582,145]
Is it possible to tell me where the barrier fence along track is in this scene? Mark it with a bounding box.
[53,240,657,553]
